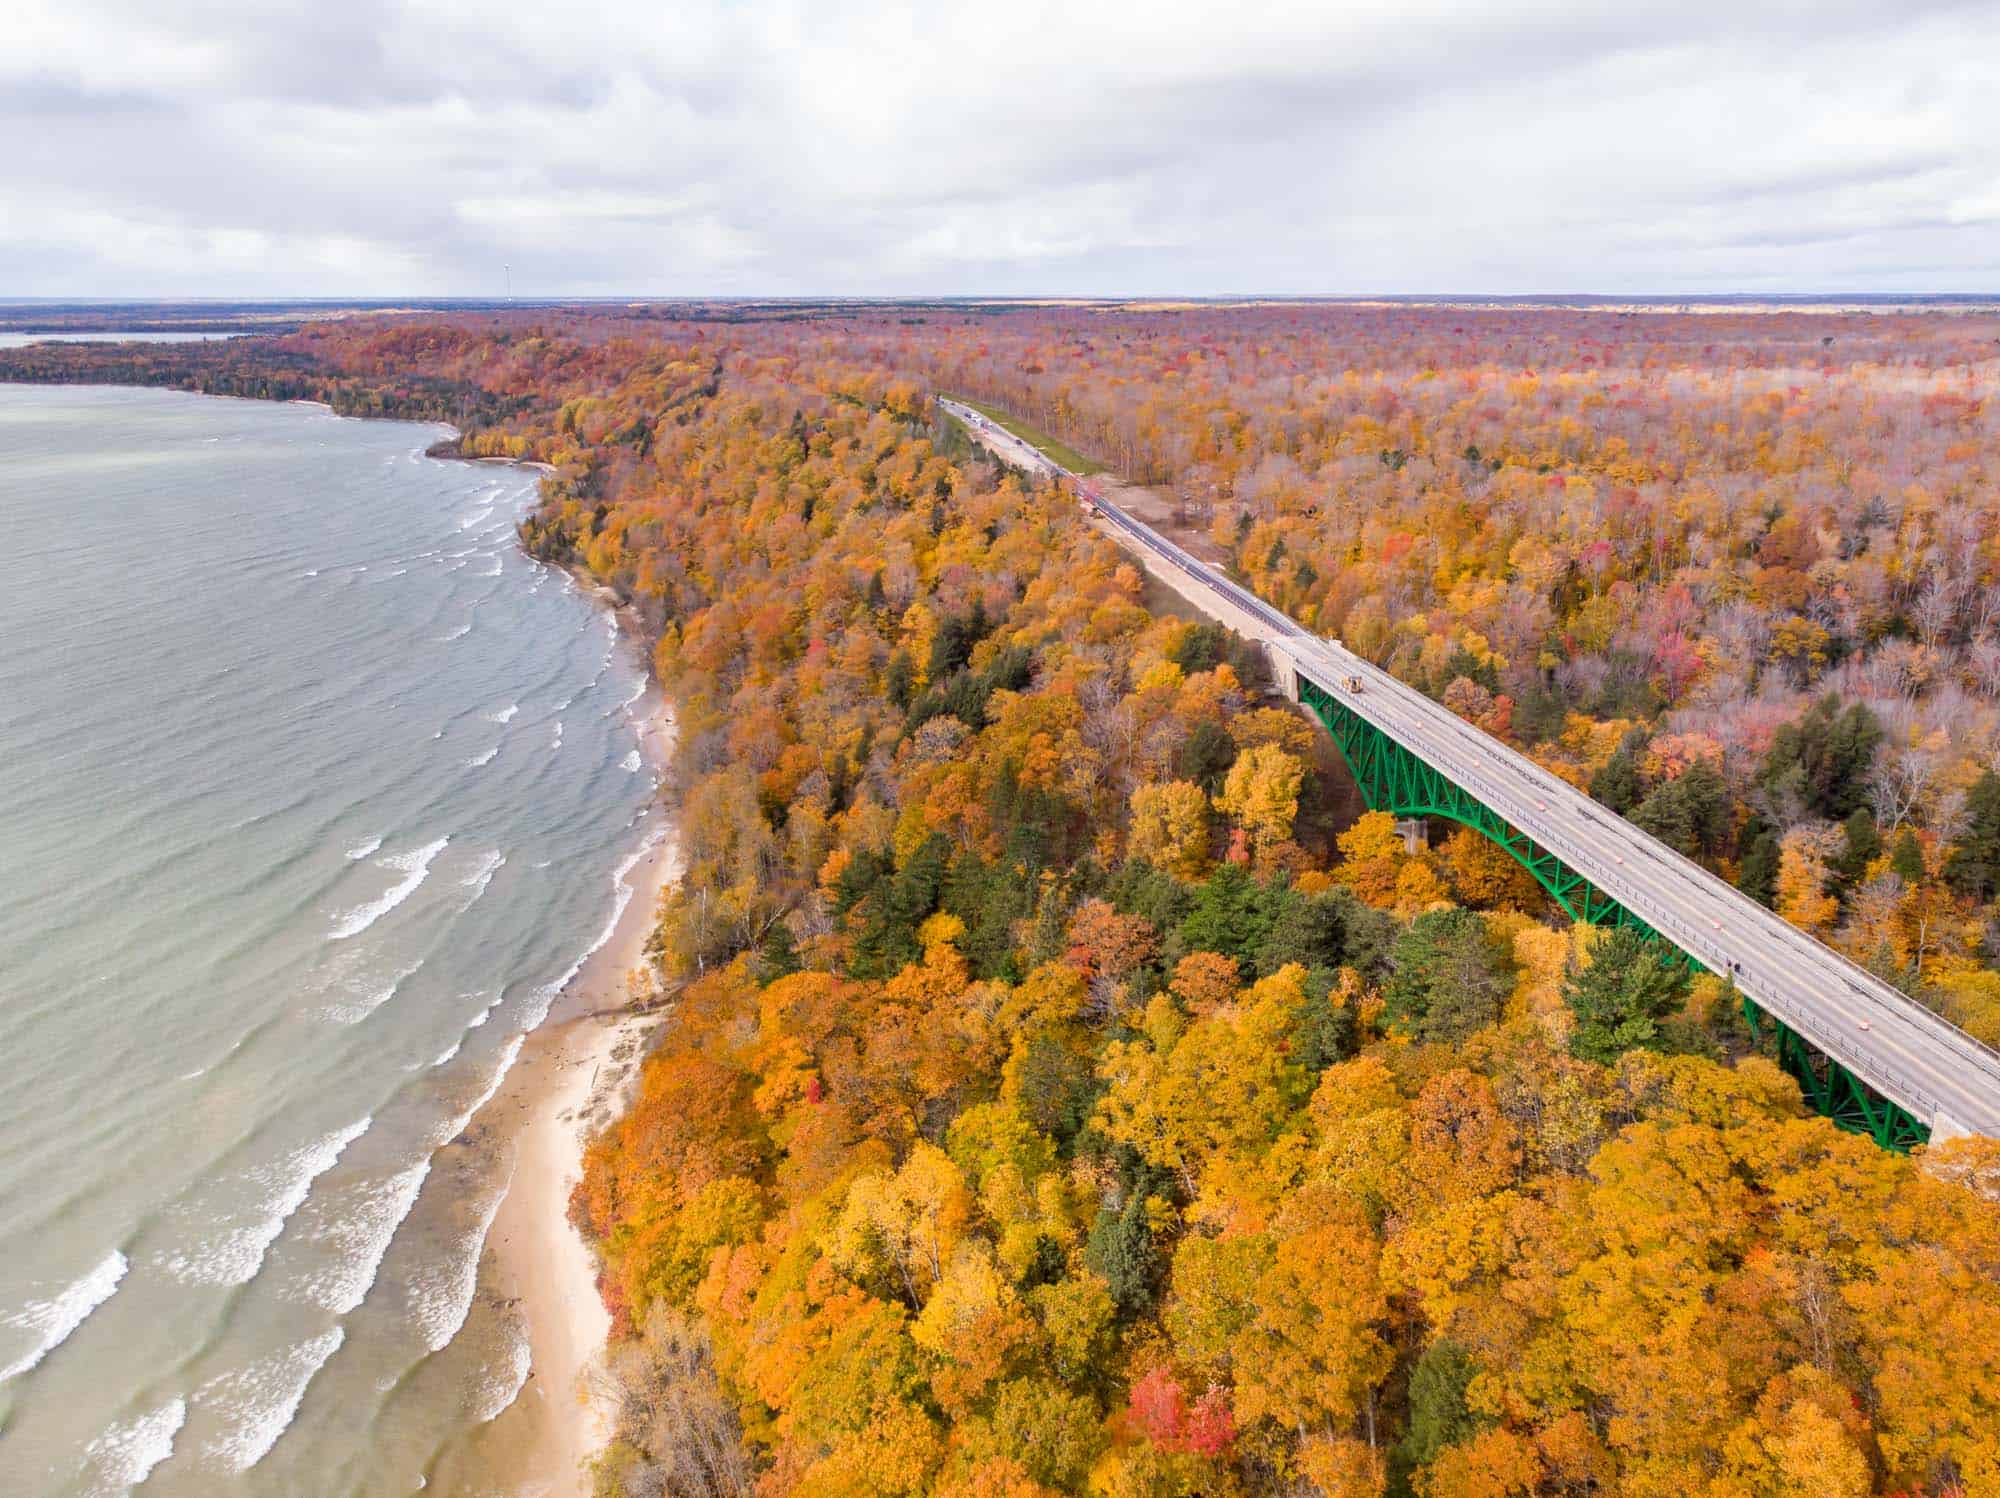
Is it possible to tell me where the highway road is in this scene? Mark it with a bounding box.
[941,397,2000,1141]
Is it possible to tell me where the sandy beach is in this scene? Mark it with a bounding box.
[461,682,680,1496]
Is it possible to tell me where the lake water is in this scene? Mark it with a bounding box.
[0,334,234,348]
[0,386,662,1494]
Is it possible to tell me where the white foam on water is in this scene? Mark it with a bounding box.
[620,749,642,773]
[198,1327,345,1472]
[0,1248,129,1383]
[434,1034,524,1145]
[344,836,383,861]
[458,505,495,530]
[459,850,506,907]
[329,837,449,940]
[319,960,424,1026]
[429,1040,462,1069]
[519,823,665,1031]
[470,1329,533,1424]
[157,1118,371,1287]
[407,1183,509,1354]
[485,703,518,725]
[438,623,471,642]
[550,721,563,749]
[296,1159,433,1314]
[477,556,503,578]
[605,679,646,718]
[517,986,560,1032]
[552,695,573,711]
[81,1395,186,1494]
[464,746,498,769]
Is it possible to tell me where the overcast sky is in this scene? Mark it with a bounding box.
[5,0,1997,297]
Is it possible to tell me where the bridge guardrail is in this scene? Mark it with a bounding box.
[954,399,1997,1132]
[1299,639,1970,1116]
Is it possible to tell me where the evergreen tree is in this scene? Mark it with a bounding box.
[1175,718,1238,793]
[1402,1340,1482,1468]
[1110,860,1196,940]
[927,598,990,679]
[1085,1192,1158,1318]
[884,649,915,711]
[1564,926,1690,1064]
[1738,818,1781,908]
[1291,967,1359,1072]
[1384,907,1506,1044]
[1758,695,1882,821]
[1590,732,1647,814]
[1169,621,1228,675]
[1891,826,1927,886]
[1837,807,1882,890]
[757,920,801,982]
[1015,1032,1098,1144]
[1178,864,1276,968]
[1629,762,1730,858]
[1253,886,1354,975]
[945,852,1037,981]
[850,833,950,976]
[1945,770,2000,901]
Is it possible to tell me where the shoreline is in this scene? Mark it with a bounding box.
[462,565,679,1495]
[469,685,678,1495]
[0,381,654,1491]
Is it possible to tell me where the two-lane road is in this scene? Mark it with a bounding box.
[941,397,2000,1140]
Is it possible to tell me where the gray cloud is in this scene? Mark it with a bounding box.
[3,0,1997,296]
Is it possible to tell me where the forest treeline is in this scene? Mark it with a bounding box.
[5,308,2000,1496]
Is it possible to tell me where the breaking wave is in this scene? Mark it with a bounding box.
[81,1396,185,1494]
[197,1327,345,1472]
[157,1118,371,1287]
[0,1248,128,1383]
[329,837,448,940]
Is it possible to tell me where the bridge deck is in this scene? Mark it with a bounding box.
[938,398,2000,1140]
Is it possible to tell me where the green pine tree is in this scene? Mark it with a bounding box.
[1837,807,1882,890]
[1890,827,1926,886]
[1564,926,1691,1064]
[1739,823,1781,907]
[1945,770,2000,901]
[1384,907,1507,1045]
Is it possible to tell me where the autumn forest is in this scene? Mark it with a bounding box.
[7,303,2000,1498]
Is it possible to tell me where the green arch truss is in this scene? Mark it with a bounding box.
[1296,673,1930,1152]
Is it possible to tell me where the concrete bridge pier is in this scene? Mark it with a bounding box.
[1396,817,1429,854]
[1268,643,1301,701]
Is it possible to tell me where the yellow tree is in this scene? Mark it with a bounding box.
[1338,810,1408,907]
[1097,968,1313,1188]
[832,1143,974,1306]
[1216,743,1305,856]
[1776,824,1841,934]
[1130,780,1212,878]
[1438,826,1540,910]
[1228,1185,1392,1436]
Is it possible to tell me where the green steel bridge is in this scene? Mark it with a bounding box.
[942,397,2000,1151]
